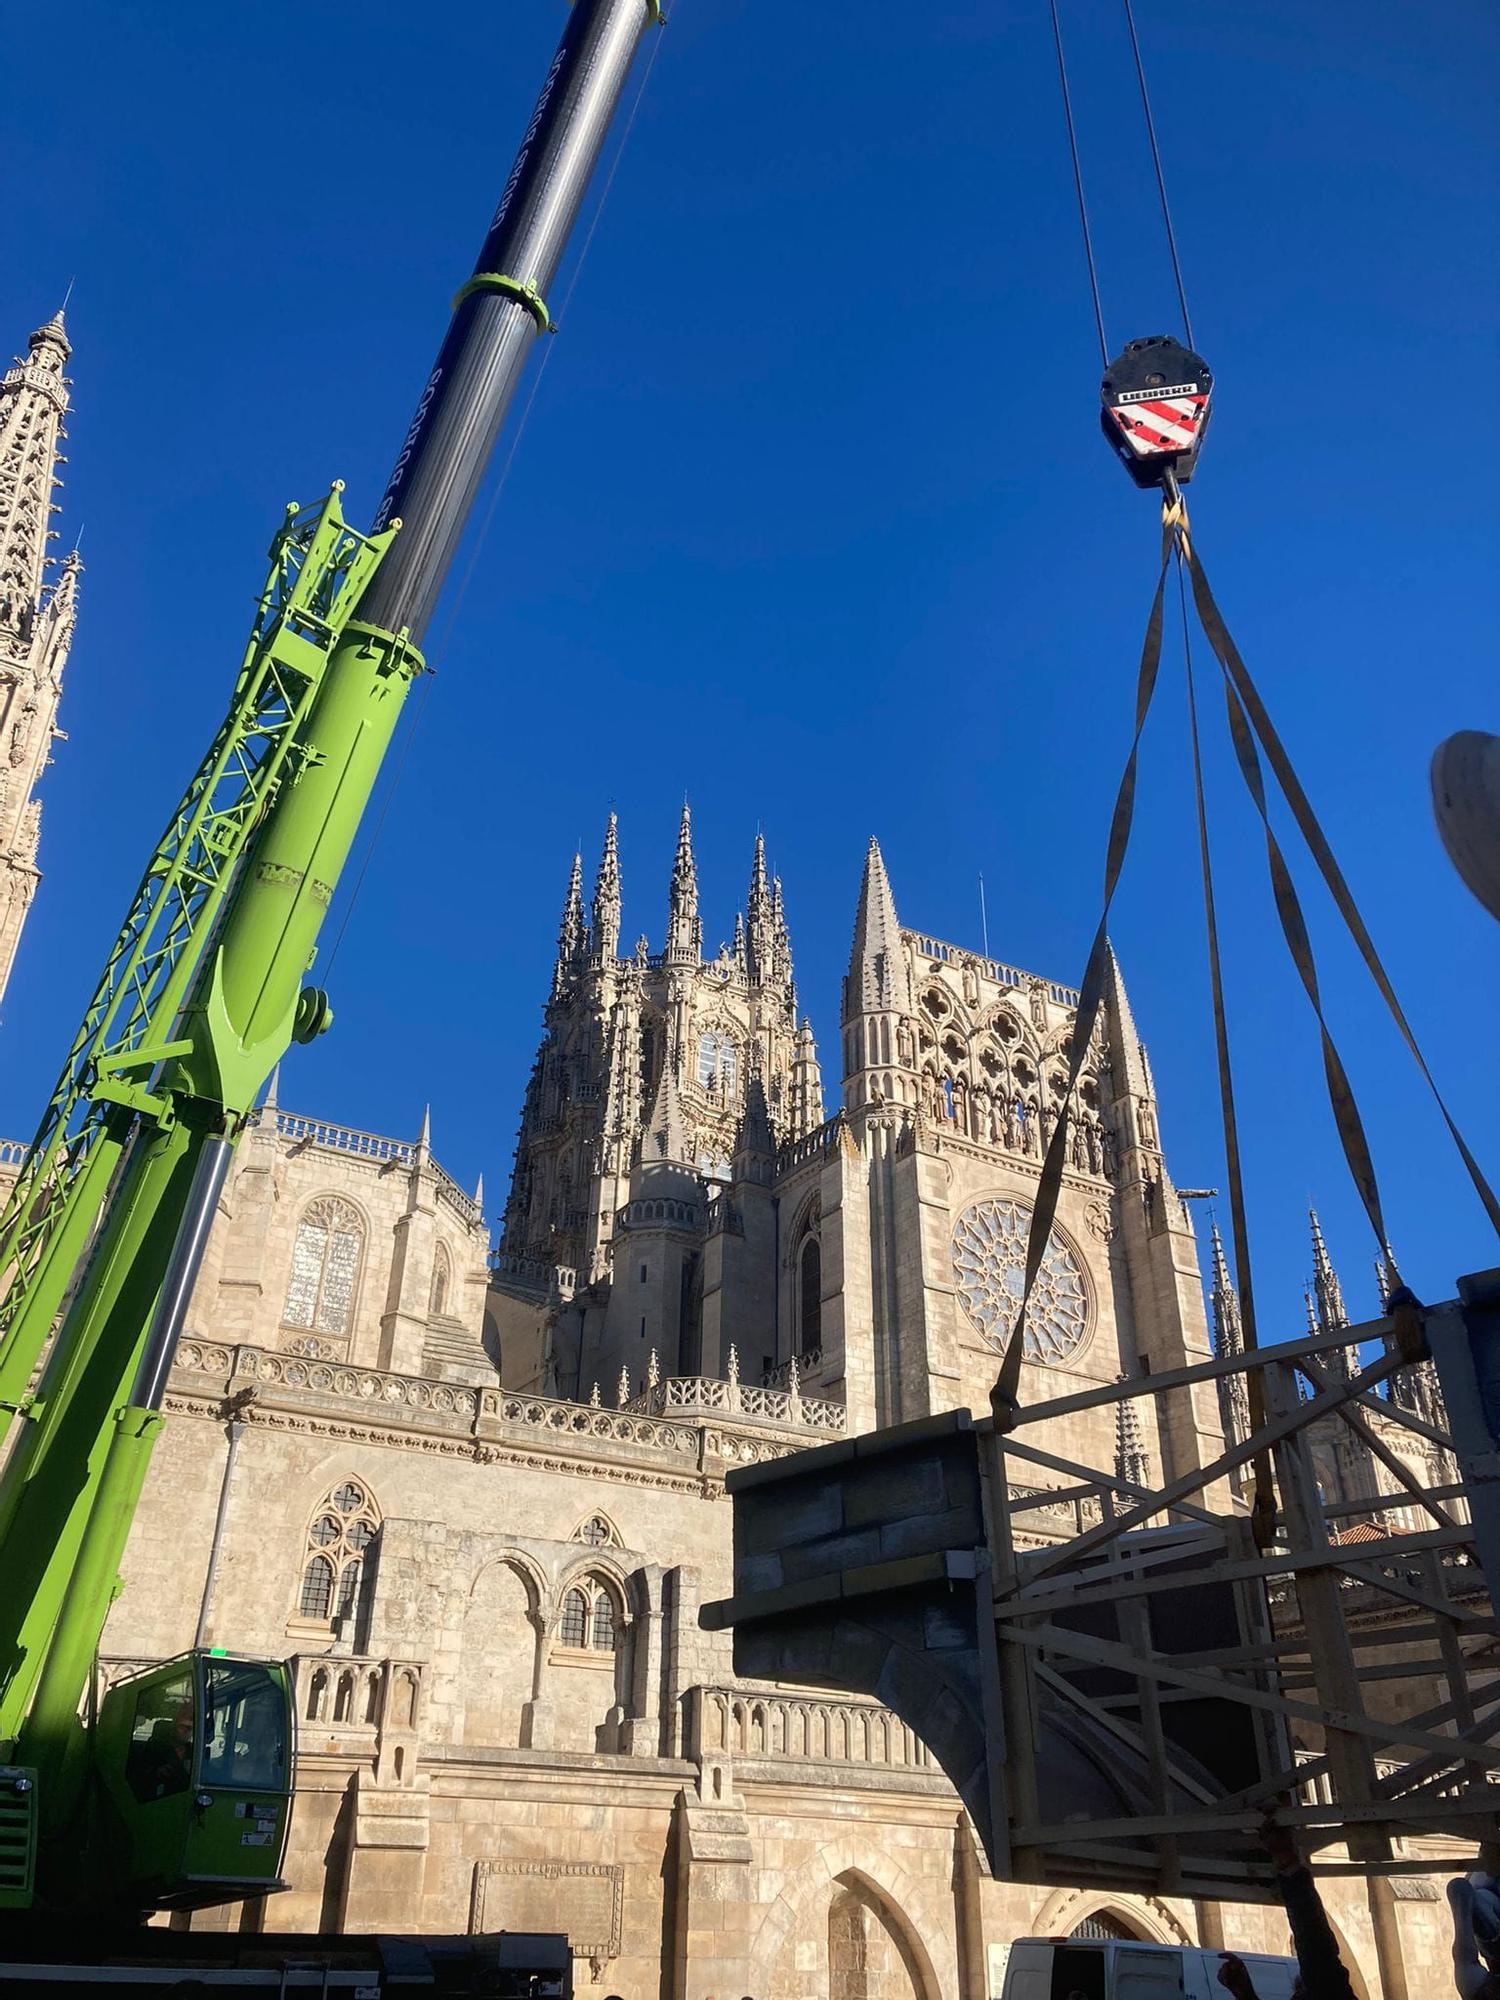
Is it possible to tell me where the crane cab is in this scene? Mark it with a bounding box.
[93,1651,293,1912]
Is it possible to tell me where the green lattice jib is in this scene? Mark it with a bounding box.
[0,488,400,1426]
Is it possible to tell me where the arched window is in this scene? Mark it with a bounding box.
[559,1588,588,1648]
[283,1196,364,1337]
[1070,1910,1144,1941]
[697,1029,739,1096]
[798,1233,822,1359]
[554,1575,621,1653]
[296,1480,380,1630]
[429,1242,452,1318]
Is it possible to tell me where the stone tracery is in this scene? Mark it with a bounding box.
[950,1196,1091,1364]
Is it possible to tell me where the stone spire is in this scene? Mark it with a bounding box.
[0,310,77,1012]
[665,801,701,962]
[591,812,621,963]
[1309,1206,1360,1379]
[845,837,905,1017]
[1114,1377,1152,1491]
[644,1042,691,1172]
[0,312,71,628]
[553,850,586,993]
[841,837,913,1110]
[1209,1221,1251,1450]
[733,1048,774,1180]
[1102,944,1157,1121]
[746,831,775,984]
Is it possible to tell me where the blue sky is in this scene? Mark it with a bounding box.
[4,0,1496,1336]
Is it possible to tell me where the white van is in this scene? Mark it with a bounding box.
[999,1938,1300,2000]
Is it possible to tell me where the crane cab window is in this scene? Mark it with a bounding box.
[200,1660,289,1793]
[125,1671,195,1803]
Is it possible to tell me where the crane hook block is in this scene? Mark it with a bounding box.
[1101,334,1213,489]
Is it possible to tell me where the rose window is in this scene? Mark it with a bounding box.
[951,1197,1090,1364]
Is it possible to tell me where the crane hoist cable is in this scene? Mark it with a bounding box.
[996,7,1497,1517]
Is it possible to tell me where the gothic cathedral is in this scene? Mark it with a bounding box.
[0,312,1460,1997]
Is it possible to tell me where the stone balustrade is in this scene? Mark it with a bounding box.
[269,1107,482,1227]
[688,1683,935,1773]
[777,1113,847,1174]
[169,1343,816,1472]
[489,1251,579,1300]
[904,931,1081,1008]
[627,1374,847,1435]
[763,1349,820,1390]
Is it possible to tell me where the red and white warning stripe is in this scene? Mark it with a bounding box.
[1108,392,1208,458]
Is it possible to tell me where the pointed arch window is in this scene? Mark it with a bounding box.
[553,1575,621,1654]
[798,1233,822,1360]
[283,1196,364,1337]
[296,1480,380,1629]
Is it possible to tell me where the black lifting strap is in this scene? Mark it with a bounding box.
[1182,538,1500,1247]
[991,502,1180,1432]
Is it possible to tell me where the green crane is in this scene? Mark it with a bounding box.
[0,0,662,1922]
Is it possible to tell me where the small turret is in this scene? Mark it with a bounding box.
[591,812,621,963]
[790,1017,824,1136]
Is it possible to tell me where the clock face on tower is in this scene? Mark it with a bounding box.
[951,1196,1091,1364]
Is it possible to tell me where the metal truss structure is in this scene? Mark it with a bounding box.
[704,1277,1500,1915]
[989,1297,1498,1890]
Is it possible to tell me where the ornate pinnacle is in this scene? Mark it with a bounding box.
[589,1380,602,1408]
[727,1343,740,1388]
[747,832,775,983]
[592,812,621,961]
[1114,1375,1151,1491]
[666,800,701,961]
[554,850,586,984]
[616,1364,630,1408]
[1208,1221,1251,1449]
[647,1347,661,1389]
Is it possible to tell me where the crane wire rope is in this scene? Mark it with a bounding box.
[1048,0,1110,366]
[1121,0,1196,347]
[321,19,666,987]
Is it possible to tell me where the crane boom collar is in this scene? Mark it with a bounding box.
[452,273,554,334]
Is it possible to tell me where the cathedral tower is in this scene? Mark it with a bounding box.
[492,813,822,1394]
[0,310,77,1010]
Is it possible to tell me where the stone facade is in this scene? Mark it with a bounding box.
[51,827,1456,1997]
[0,308,77,1011]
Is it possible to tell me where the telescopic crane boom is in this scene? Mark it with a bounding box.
[0,0,661,1921]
